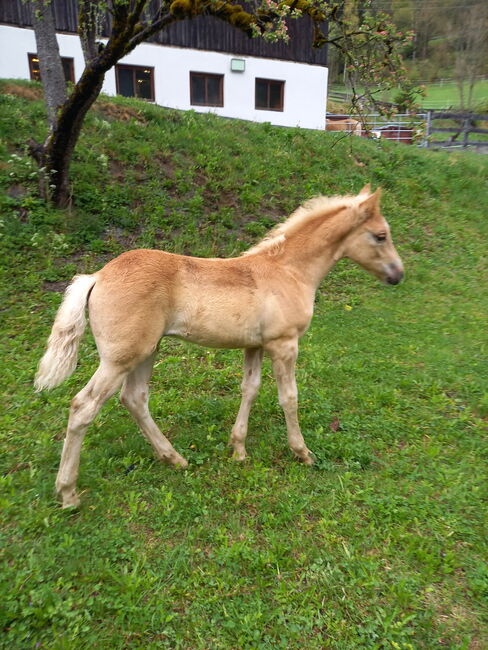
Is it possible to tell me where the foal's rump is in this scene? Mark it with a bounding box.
[89,250,174,366]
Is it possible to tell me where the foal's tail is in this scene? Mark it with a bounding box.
[35,274,96,391]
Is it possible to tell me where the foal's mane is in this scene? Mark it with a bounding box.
[242,193,364,257]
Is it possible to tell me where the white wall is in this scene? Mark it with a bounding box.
[0,26,86,84]
[0,24,327,130]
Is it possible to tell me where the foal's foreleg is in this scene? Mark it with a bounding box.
[266,338,314,465]
[56,362,127,508]
[230,347,263,460]
[120,354,188,469]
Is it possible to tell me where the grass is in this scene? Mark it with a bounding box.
[418,80,488,110]
[0,80,487,649]
[329,80,488,110]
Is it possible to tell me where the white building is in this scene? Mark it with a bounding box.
[0,1,328,130]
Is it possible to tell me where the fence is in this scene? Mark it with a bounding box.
[424,111,488,148]
[415,75,488,86]
[326,111,488,149]
[326,113,426,144]
[328,90,396,110]
[328,90,353,103]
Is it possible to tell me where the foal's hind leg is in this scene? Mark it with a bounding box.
[266,338,314,465]
[120,354,188,468]
[56,362,127,508]
[230,347,264,460]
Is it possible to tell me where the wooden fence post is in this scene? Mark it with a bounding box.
[423,110,432,148]
[462,118,470,148]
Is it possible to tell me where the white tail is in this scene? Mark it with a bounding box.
[35,275,96,391]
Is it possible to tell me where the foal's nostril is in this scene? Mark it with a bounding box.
[385,263,404,285]
[387,270,404,285]
[387,275,401,285]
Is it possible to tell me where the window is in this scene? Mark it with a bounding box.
[115,64,154,101]
[255,78,285,112]
[190,72,224,107]
[28,53,75,83]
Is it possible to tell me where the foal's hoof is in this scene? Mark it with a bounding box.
[56,483,81,509]
[158,451,188,468]
[172,454,188,469]
[297,449,315,466]
[60,493,81,509]
[232,449,247,462]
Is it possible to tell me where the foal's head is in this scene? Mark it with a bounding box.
[340,186,404,285]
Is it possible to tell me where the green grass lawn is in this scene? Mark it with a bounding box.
[330,80,488,110]
[419,80,488,110]
[1,81,487,649]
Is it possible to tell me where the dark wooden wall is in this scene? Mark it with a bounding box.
[0,0,327,66]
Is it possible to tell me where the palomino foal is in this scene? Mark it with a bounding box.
[36,186,404,508]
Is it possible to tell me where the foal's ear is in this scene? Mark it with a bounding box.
[358,183,371,196]
[358,187,382,220]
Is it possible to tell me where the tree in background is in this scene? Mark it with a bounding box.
[30,0,413,208]
[450,2,488,109]
[371,0,488,95]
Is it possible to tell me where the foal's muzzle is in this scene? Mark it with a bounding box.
[385,263,404,285]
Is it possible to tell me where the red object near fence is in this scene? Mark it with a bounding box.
[376,124,414,144]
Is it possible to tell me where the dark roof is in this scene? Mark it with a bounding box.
[0,0,327,66]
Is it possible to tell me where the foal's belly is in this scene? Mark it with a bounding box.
[167,330,262,349]
[164,307,263,349]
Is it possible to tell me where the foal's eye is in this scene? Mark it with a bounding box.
[374,233,387,243]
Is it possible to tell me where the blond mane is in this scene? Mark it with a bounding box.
[242,193,365,257]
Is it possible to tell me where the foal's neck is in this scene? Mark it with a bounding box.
[279,218,347,289]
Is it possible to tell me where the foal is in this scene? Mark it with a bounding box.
[36,186,404,507]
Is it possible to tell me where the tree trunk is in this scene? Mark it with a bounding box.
[44,19,134,207]
[31,0,67,130]
[45,66,105,207]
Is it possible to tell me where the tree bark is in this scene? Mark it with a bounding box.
[45,68,105,207]
[31,0,67,130]
[79,0,103,65]
[45,29,134,208]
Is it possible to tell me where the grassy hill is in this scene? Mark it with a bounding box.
[1,80,487,649]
